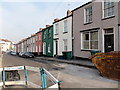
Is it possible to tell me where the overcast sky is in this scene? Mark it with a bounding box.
[0,0,91,43]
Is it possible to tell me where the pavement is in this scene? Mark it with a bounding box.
[35,56,95,69]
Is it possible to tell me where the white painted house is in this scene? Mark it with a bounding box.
[0,39,14,53]
[53,10,72,56]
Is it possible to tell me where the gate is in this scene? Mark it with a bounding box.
[0,66,61,89]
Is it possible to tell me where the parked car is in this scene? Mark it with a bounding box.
[19,52,24,57]
[10,51,17,56]
[22,52,34,58]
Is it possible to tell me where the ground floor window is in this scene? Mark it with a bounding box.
[48,43,51,53]
[43,42,46,54]
[36,46,37,52]
[63,39,68,51]
[39,45,41,52]
[81,30,98,50]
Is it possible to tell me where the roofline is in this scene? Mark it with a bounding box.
[72,1,93,12]
[42,25,53,31]
[53,14,72,24]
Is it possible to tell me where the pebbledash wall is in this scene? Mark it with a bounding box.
[53,12,72,56]
[72,0,120,58]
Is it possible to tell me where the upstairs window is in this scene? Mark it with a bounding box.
[39,35,41,40]
[103,0,114,18]
[84,6,92,23]
[64,20,68,33]
[55,24,59,34]
[43,31,46,39]
[48,29,51,38]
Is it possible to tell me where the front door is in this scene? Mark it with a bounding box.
[104,34,114,52]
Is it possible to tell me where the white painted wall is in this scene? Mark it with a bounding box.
[0,41,13,52]
[53,16,72,56]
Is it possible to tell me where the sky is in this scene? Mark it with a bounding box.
[0,0,91,43]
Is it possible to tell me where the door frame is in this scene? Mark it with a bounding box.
[102,27,115,52]
[55,40,58,56]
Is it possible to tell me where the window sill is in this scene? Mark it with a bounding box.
[63,32,68,34]
[102,15,115,20]
[55,34,58,35]
[84,22,93,25]
[81,49,99,51]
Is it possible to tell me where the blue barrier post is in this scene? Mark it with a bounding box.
[40,68,47,88]
[2,68,5,87]
[24,66,28,85]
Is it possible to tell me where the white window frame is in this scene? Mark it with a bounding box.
[39,45,41,52]
[81,30,99,50]
[63,39,68,51]
[36,46,37,52]
[48,43,51,53]
[55,23,59,34]
[39,34,41,40]
[102,0,115,19]
[48,29,51,38]
[44,31,46,39]
[43,42,46,54]
[63,20,68,33]
[84,6,92,24]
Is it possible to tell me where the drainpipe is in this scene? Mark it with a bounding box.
[118,25,120,51]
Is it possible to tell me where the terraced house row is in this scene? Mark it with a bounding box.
[16,0,120,59]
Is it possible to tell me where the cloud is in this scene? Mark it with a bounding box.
[1,2,57,42]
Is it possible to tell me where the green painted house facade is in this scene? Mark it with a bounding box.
[42,25,53,57]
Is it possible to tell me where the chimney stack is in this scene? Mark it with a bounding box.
[67,10,72,16]
[54,18,59,22]
[39,28,43,31]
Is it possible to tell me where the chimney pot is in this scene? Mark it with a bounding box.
[46,25,50,28]
[67,10,72,16]
[39,28,43,31]
[54,18,59,22]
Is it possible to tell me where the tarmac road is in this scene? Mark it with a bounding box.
[0,53,119,88]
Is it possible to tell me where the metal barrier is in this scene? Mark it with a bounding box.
[0,66,61,89]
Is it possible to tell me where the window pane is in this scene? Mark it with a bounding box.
[55,24,59,34]
[83,33,89,40]
[90,41,98,49]
[105,29,113,33]
[104,0,114,17]
[90,31,98,40]
[83,41,89,49]
[85,6,92,23]
[64,20,67,32]
[63,39,67,51]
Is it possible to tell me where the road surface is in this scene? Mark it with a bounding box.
[0,53,119,88]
